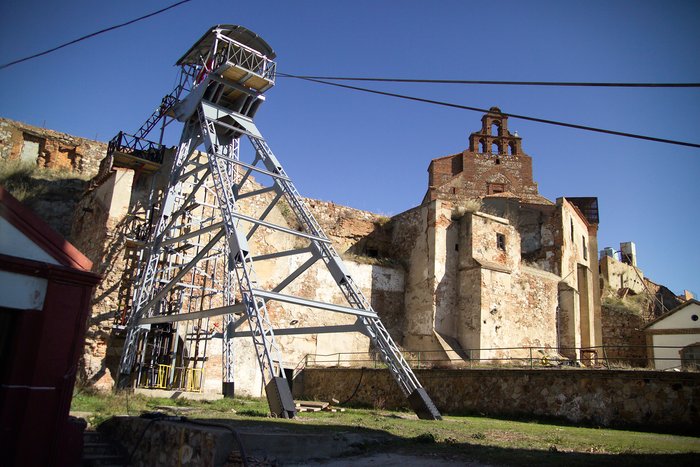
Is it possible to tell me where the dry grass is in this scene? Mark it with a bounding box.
[0,157,90,201]
[602,292,651,316]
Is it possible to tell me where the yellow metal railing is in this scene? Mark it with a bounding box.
[155,364,171,388]
[184,368,202,392]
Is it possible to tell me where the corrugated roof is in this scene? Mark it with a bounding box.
[177,24,275,65]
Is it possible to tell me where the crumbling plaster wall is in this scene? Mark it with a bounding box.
[457,211,559,361]
[554,198,602,356]
[232,258,404,397]
[71,168,138,386]
[391,200,455,353]
[600,255,645,294]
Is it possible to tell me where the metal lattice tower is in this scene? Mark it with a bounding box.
[115,24,441,420]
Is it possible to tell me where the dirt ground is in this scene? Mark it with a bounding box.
[290,452,491,466]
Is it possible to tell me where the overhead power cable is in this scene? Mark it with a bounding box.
[281,75,700,88]
[279,73,700,149]
[0,0,193,70]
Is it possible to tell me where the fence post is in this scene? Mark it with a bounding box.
[602,345,609,369]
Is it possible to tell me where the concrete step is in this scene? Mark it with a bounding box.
[82,430,128,467]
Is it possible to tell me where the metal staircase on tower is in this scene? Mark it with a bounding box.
[114,24,441,420]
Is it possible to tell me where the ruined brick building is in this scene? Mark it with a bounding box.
[2,108,609,396]
[380,107,602,363]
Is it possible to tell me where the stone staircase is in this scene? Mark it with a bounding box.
[82,430,128,467]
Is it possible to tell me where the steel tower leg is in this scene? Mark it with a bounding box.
[117,120,202,385]
[198,107,294,417]
[116,25,440,420]
[246,138,441,420]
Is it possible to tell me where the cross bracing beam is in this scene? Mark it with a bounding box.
[236,185,276,200]
[230,211,331,244]
[129,226,225,327]
[178,162,209,181]
[245,191,282,240]
[233,323,369,338]
[140,304,245,325]
[251,246,314,262]
[252,289,379,319]
[270,254,317,294]
[205,148,291,182]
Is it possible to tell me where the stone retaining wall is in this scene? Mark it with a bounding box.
[100,416,236,466]
[297,367,700,431]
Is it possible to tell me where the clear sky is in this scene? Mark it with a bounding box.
[1,0,698,296]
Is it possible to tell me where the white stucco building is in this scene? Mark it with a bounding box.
[645,299,700,370]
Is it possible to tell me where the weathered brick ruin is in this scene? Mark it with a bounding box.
[0,110,689,397]
[383,107,603,364]
[0,118,106,237]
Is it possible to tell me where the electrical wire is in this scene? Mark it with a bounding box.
[0,0,194,70]
[279,73,700,149]
[280,74,700,88]
[338,367,365,406]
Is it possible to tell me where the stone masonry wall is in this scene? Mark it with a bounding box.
[298,367,700,431]
[601,305,648,367]
[306,198,392,257]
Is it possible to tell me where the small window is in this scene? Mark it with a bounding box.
[455,243,459,251]
[497,233,506,251]
[582,235,588,260]
[570,218,574,241]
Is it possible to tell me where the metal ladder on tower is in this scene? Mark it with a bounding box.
[116,24,441,420]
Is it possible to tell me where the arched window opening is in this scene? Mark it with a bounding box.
[491,121,500,136]
[492,142,500,155]
[508,142,516,155]
[478,139,486,153]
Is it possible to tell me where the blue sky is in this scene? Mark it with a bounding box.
[1,0,698,296]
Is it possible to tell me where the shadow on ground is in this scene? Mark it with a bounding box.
[97,415,700,466]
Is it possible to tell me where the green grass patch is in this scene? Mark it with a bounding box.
[72,391,700,465]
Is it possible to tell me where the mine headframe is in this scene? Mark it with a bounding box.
[112,24,441,420]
